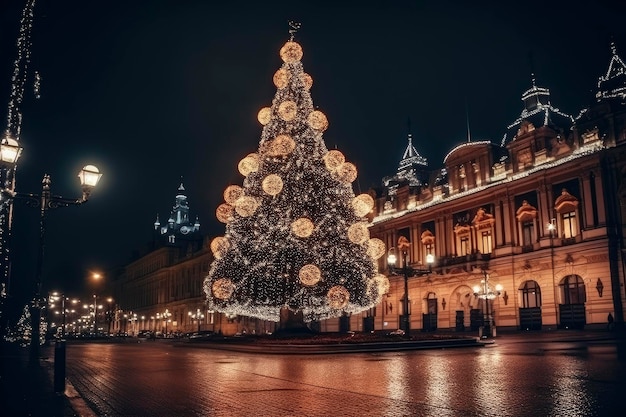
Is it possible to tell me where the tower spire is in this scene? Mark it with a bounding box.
[465,97,471,143]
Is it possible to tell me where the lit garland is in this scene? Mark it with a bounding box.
[5,0,37,138]
[204,36,384,322]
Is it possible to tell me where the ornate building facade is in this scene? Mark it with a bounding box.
[364,43,626,334]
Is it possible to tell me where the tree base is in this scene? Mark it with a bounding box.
[273,308,317,338]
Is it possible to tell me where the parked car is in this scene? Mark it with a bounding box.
[188,330,215,341]
[137,330,152,338]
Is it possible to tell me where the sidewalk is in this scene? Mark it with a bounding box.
[0,342,79,417]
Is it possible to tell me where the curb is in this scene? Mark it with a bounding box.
[180,337,484,354]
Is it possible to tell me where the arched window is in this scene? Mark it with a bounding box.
[560,275,586,304]
[520,280,542,308]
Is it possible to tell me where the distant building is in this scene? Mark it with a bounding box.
[111,182,221,335]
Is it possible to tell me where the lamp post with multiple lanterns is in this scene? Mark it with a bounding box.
[0,136,102,360]
[473,269,503,338]
[387,237,434,335]
[188,308,204,333]
[163,309,172,336]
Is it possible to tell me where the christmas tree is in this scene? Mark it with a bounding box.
[4,301,46,346]
[204,26,389,323]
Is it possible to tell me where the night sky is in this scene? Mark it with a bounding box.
[1,1,625,308]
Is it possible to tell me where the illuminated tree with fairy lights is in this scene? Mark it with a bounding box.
[204,25,389,324]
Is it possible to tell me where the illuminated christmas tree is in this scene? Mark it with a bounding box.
[204,25,389,324]
[5,301,46,346]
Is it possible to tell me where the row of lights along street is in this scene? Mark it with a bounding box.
[0,135,102,361]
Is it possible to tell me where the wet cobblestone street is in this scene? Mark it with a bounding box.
[61,332,626,416]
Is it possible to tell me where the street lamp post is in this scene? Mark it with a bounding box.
[1,164,102,361]
[188,308,204,333]
[163,309,171,336]
[387,237,434,335]
[473,269,503,338]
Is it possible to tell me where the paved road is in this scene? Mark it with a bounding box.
[64,335,626,417]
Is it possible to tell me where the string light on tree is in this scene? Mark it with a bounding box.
[204,24,384,322]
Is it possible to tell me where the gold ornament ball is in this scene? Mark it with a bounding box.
[238,153,260,177]
[216,203,234,224]
[327,285,350,309]
[280,41,303,63]
[212,278,235,300]
[278,100,297,121]
[210,236,230,259]
[323,150,345,171]
[347,222,370,244]
[270,134,296,157]
[335,162,358,183]
[352,194,375,217]
[234,196,259,217]
[262,174,284,196]
[291,217,314,238]
[273,68,290,89]
[366,238,386,260]
[257,107,272,125]
[373,274,390,294]
[223,185,244,205]
[300,73,313,90]
[299,264,321,286]
[307,110,328,131]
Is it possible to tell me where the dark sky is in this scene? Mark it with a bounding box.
[1,1,625,304]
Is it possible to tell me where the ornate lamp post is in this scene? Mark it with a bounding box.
[188,308,204,333]
[1,158,101,361]
[473,270,503,338]
[387,237,434,335]
[163,309,172,336]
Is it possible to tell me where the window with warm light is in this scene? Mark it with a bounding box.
[562,211,577,238]
[561,275,586,304]
[481,230,492,254]
[520,280,542,308]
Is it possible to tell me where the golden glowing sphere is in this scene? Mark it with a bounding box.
[352,194,375,217]
[216,203,234,224]
[347,222,370,244]
[278,100,297,121]
[210,236,230,259]
[335,162,358,183]
[238,153,260,177]
[366,238,386,260]
[299,264,321,286]
[223,185,244,205]
[291,217,314,238]
[212,278,235,300]
[268,134,296,157]
[373,274,390,294]
[234,196,259,217]
[279,41,303,63]
[257,107,272,125]
[262,174,283,196]
[307,110,328,131]
[300,72,313,90]
[327,285,350,309]
[273,68,290,89]
[323,150,345,171]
